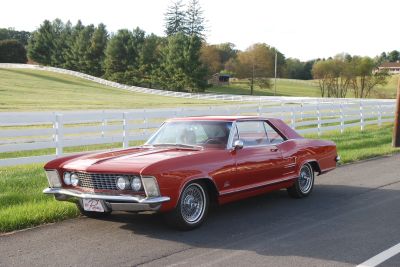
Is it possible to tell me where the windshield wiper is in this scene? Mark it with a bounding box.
[151,143,203,149]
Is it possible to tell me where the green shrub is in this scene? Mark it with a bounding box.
[0,39,27,63]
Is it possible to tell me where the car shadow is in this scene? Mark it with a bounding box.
[99,184,400,265]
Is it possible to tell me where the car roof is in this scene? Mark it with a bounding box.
[167,116,268,122]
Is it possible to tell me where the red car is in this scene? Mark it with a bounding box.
[43,116,338,230]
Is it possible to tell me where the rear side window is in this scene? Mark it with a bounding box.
[236,121,269,146]
[263,122,285,144]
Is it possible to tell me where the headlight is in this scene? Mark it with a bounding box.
[63,172,71,185]
[116,176,129,190]
[70,173,79,186]
[45,170,62,188]
[141,176,160,197]
[131,177,142,191]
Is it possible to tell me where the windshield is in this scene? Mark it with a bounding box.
[146,121,232,149]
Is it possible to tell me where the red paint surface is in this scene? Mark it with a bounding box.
[44,116,337,212]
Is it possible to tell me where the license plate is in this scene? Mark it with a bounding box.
[82,199,105,212]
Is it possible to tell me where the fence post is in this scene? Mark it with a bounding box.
[54,114,63,157]
[317,102,321,136]
[340,103,344,134]
[143,109,148,142]
[378,104,382,127]
[290,107,296,129]
[101,110,106,138]
[300,100,304,121]
[122,112,128,148]
[360,101,364,131]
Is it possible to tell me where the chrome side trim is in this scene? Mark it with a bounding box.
[219,176,297,196]
[43,188,170,204]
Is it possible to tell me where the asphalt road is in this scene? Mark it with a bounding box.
[1,154,400,267]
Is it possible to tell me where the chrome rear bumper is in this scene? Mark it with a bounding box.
[43,188,170,212]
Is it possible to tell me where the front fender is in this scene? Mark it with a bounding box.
[157,173,217,212]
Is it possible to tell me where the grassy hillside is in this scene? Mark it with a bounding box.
[0,68,225,112]
[207,75,399,98]
[1,68,396,112]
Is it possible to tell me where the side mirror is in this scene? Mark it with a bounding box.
[233,140,244,150]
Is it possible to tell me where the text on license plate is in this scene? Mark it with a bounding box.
[82,199,105,212]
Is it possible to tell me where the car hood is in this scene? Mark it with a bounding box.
[61,146,203,173]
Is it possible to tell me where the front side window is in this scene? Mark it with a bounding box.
[146,121,232,148]
[263,122,285,144]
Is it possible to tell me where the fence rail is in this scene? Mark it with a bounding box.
[0,102,395,167]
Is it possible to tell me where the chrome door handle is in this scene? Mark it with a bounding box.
[270,148,279,152]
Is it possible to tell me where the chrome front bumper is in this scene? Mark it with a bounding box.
[43,188,170,212]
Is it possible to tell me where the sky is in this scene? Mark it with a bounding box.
[1,0,399,61]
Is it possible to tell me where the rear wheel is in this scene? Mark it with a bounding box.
[287,163,315,198]
[165,181,209,230]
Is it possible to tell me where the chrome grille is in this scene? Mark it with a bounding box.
[76,172,138,190]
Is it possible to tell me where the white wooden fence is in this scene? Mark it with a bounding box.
[0,102,395,167]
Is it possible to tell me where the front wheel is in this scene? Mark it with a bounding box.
[287,163,315,198]
[164,181,209,230]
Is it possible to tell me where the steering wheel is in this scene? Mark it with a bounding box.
[203,138,224,145]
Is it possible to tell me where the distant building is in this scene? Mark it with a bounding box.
[208,73,230,86]
[378,61,400,74]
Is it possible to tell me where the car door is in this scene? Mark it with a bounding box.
[264,120,297,178]
[230,120,285,191]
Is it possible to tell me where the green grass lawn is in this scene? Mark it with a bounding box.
[0,68,226,112]
[207,79,320,97]
[207,75,399,98]
[0,164,79,233]
[0,123,398,233]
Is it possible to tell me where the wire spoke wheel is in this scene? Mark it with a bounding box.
[298,164,314,194]
[287,163,315,198]
[180,183,206,224]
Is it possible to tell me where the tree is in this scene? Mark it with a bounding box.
[185,0,206,38]
[312,57,351,98]
[216,42,237,65]
[74,24,96,74]
[164,0,187,36]
[350,56,389,98]
[0,39,27,63]
[138,34,164,87]
[388,50,400,62]
[200,44,222,76]
[156,33,207,92]
[50,19,69,67]
[104,28,145,85]
[63,20,84,70]
[87,23,108,76]
[27,20,54,65]
[312,60,330,97]
[227,43,278,95]
[283,58,304,79]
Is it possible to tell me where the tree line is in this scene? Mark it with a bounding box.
[0,0,397,97]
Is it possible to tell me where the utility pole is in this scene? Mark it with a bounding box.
[274,51,277,96]
[393,78,400,147]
